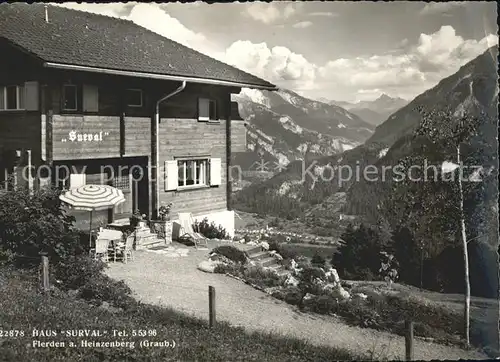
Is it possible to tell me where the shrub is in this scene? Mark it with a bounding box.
[268,217,281,228]
[243,266,285,288]
[378,251,399,288]
[311,253,326,268]
[309,295,338,314]
[282,287,303,305]
[79,274,133,309]
[194,217,230,239]
[212,245,248,264]
[297,266,326,307]
[268,239,280,252]
[0,187,84,266]
[331,223,384,280]
[213,263,243,275]
[53,255,107,291]
[267,240,298,261]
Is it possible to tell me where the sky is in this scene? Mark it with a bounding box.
[56,2,498,103]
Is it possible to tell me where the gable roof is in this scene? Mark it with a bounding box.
[0,3,277,90]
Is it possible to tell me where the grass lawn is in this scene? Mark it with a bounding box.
[347,281,500,355]
[0,266,363,361]
[279,242,338,259]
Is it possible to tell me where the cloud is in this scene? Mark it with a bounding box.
[56,2,134,18]
[54,4,497,103]
[293,21,313,29]
[317,25,497,101]
[413,25,498,74]
[127,4,207,49]
[419,2,467,15]
[221,40,317,91]
[309,12,338,17]
[244,2,302,24]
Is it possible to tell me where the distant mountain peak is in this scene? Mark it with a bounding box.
[377,93,392,100]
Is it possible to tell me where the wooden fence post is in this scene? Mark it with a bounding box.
[209,286,216,328]
[405,320,414,361]
[40,252,49,292]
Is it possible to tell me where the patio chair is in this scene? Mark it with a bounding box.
[178,212,208,249]
[113,233,135,263]
[89,238,110,262]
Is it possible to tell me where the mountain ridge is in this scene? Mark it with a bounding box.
[328,94,409,126]
[231,88,375,172]
[235,46,498,247]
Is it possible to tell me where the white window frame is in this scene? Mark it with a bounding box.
[198,98,218,122]
[0,85,25,111]
[126,89,143,107]
[62,84,78,111]
[177,158,209,189]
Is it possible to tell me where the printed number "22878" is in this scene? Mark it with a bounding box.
[0,330,25,337]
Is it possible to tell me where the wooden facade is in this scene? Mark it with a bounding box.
[0,41,248,224]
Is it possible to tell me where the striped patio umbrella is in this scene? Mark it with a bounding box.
[59,184,126,247]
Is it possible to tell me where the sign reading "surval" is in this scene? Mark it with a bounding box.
[61,130,110,143]
[51,115,121,160]
[50,115,151,161]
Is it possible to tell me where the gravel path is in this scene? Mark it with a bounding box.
[106,244,486,361]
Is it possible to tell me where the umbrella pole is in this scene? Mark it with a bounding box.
[89,210,93,249]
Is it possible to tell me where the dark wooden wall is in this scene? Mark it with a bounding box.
[0,40,44,166]
[1,41,248,219]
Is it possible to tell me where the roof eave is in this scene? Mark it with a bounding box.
[43,62,278,91]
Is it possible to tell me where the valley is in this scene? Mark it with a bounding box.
[232,46,499,300]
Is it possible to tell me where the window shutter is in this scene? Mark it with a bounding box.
[198,98,209,121]
[24,81,39,111]
[209,158,222,186]
[69,173,86,189]
[83,84,99,112]
[164,160,178,191]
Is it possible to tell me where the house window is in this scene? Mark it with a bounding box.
[126,89,143,107]
[0,85,25,110]
[177,159,208,188]
[198,98,217,121]
[114,175,131,193]
[63,85,78,111]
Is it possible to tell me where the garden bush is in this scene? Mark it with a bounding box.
[53,255,107,291]
[281,287,303,306]
[311,253,326,268]
[0,187,84,265]
[212,245,248,264]
[243,266,285,288]
[268,217,282,228]
[296,266,327,307]
[79,274,133,309]
[308,294,338,314]
[213,263,244,275]
[194,217,230,239]
[267,240,299,261]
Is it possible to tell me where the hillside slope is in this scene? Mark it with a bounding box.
[367,47,498,146]
[231,88,374,171]
[235,46,498,244]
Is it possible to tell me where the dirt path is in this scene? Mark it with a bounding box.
[106,244,486,361]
